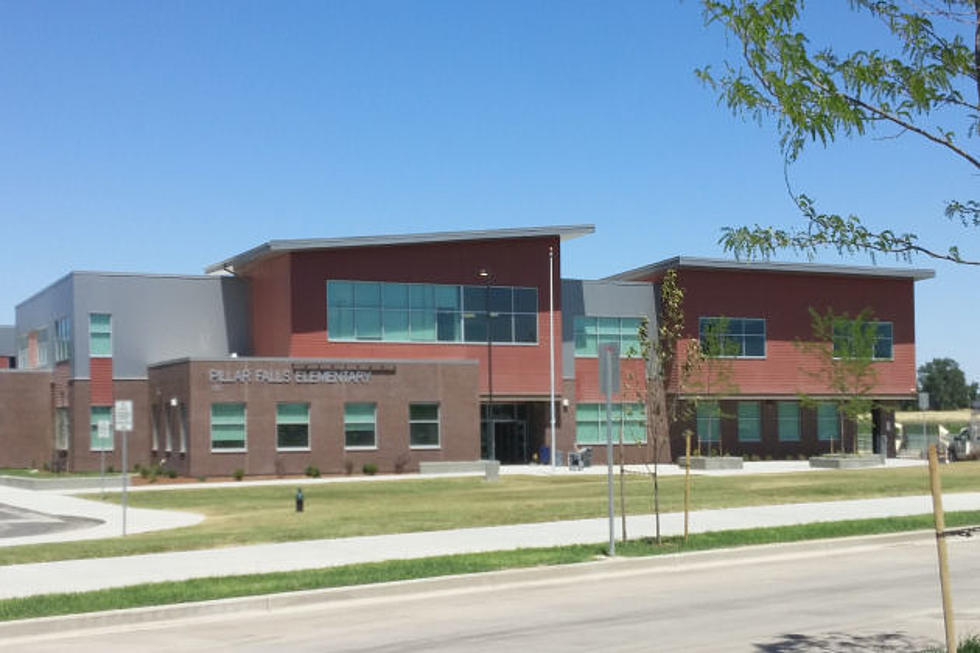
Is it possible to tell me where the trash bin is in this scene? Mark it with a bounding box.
[568,451,582,470]
[539,445,551,465]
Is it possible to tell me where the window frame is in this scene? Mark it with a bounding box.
[89,406,114,452]
[816,402,840,441]
[696,400,721,444]
[833,320,894,361]
[698,317,767,359]
[776,401,801,442]
[573,316,645,359]
[327,280,538,346]
[276,402,311,451]
[574,402,646,445]
[210,402,247,453]
[409,403,441,449]
[344,402,378,450]
[89,313,112,358]
[737,401,761,442]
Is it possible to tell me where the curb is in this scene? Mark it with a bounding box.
[0,529,936,641]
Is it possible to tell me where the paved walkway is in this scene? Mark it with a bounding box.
[2,489,976,600]
[0,485,203,546]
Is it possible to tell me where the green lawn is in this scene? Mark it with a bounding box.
[3,509,980,623]
[2,462,978,566]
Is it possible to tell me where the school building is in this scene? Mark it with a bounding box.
[0,225,933,475]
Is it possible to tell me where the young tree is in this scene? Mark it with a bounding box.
[699,0,979,265]
[919,357,974,409]
[687,316,740,456]
[798,307,879,453]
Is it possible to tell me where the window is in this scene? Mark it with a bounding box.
[16,334,28,369]
[277,403,310,450]
[697,401,721,444]
[833,320,893,360]
[89,313,112,357]
[345,402,377,448]
[777,401,800,442]
[327,280,537,344]
[573,317,644,357]
[817,402,839,441]
[409,403,440,448]
[90,406,113,451]
[211,403,246,451]
[35,328,50,367]
[54,317,71,362]
[575,403,646,445]
[737,402,761,442]
[699,317,765,358]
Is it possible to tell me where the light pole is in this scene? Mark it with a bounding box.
[478,268,494,461]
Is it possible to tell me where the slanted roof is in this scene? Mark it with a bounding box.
[206,224,595,274]
[605,256,935,282]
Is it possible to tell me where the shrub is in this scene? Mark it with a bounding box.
[167,468,178,479]
[344,460,354,476]
[196,475,207,483]
[305,465,320,478]
[233,468,245,481]
[362,463,378,476]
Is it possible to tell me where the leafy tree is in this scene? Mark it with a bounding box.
[797,307,879,453]
[699,0,979,265]
[918,357,974,409]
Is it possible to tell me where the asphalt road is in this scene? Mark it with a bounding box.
[9,534,980,652]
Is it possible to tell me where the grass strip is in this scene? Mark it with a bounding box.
[3,509,979,623]
[7,462,980,566]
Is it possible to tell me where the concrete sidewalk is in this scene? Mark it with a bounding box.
[2,491,977,600]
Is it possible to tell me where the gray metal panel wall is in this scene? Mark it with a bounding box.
[0,326,15,357]
[70,274,250,378]
[560,279,658,380]
[16,273,250,379]
[15,274,74,372]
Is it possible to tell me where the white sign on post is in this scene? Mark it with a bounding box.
[918,392,930,411]
[114,400,133,432]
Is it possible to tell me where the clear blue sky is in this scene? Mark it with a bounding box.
[1,1,976,386]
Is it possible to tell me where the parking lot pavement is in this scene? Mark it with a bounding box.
[0,485,203,547]
[0,504,102,539]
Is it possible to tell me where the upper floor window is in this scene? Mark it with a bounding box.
[327,280,537,345]
[833,320,893,360]
[699,317,765,358]
[54,317,72,363]
[573,316,644,357]
[89,313,112,357]
[34,328,50,368]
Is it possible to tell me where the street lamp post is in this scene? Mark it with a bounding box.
[478,268,494,461]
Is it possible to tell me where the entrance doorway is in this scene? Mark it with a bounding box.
[481,403,530,463]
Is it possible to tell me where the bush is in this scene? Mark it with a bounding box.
[106,465,115,474]
[305,465,320,478]
[233,468,245,481]
[344,460,354,476]
[139,466,150,479]
[196,475,207,483]
[167,468,178,479]
[362,463,378,476]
